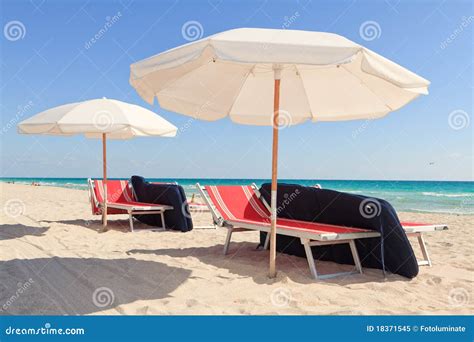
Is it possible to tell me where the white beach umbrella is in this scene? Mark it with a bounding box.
[18,98,177,226]
[129,28,430,277]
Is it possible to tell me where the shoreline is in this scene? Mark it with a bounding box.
[2,177,473,182]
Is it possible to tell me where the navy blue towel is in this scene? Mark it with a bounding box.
[258,183,418,278]
[130,176,193,232]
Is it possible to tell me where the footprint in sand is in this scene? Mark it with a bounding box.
[233,298,249,304]
[426,276,442,285]
[186,299,199,307]
[238,308,252,314]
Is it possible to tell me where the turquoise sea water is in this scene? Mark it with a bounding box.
[1,177,472,215]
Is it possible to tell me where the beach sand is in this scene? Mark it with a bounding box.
[0,183,472,315]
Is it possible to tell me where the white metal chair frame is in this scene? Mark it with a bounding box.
[88,178,173,232]
[196,183,381,280]
[404,224,448,266]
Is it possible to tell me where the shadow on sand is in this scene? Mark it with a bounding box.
[0,257,191,315]
[127,242,398,285]
[0,224,49,241]
[40,218,160,233]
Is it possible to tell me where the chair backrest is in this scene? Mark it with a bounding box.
[93,179,135,203]
[88,179,136,215]
[204,185,270,223]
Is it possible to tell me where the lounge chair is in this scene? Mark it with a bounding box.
[196,183,381,280]
[263,184,448,266]
[88,179,173,232]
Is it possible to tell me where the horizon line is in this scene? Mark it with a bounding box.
[0,177,472,183]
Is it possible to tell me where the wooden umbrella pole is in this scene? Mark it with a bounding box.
[269,66,281,278]
[102,133,108,228]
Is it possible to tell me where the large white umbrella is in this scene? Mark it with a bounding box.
[129,28,430,277]
[18,98,177,226]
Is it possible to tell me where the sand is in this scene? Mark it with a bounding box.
[0,183,472,315]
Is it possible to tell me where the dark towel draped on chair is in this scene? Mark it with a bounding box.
[259,183,419,278]
[131,176,193,232]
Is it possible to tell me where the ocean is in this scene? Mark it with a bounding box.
[1,177,472,215]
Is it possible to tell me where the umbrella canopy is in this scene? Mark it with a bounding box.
[18,98,177,227]
[130,28,429,125]
[18,98,177,139]
[129,28,430,277]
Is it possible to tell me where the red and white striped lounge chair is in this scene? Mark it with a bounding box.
[310,184,448,266]
[88,179,173,232]
[196,183,381,280]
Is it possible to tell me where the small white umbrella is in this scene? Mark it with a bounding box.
[130,28,430,277]
[18,98,177,226]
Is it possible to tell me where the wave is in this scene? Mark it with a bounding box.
[421,192,473,198]
[408,208,473,215]
[4,180,88,190]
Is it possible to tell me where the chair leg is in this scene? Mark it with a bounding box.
[223,228,233,255]
[417,233,432,266]
[128,211,134,232]
[263,232,270,250]
[301,238,318,279]
[160,212,166,229]
[349,240,363,274]
[301,238,366,280]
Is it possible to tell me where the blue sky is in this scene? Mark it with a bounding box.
[0,0,472,181]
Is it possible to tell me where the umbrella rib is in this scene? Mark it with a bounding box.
[224,66,254,118]
[155,60,255,120]
[154,59,215,98]
[340,64,394,112]
[108,99,133,136]
[294,64,316,122]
